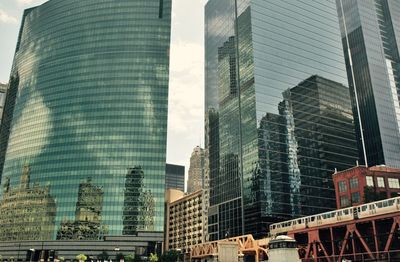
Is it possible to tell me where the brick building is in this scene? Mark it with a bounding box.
[333,165,400,209]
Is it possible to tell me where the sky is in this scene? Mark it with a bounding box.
[0,0,206,184]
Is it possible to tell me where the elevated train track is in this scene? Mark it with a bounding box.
[271,197,400,261]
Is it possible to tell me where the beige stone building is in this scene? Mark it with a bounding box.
[187,146,205,193]
[165,189,205,255]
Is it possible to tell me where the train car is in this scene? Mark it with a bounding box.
[358,197,400,219]
[270,196,400,236]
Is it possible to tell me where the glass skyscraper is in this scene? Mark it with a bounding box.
[0,0,171,245]
[336,0,400,168]
[205,0,359,240]
[165,164,185,191]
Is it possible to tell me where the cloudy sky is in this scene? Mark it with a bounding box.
[0,0,206,184]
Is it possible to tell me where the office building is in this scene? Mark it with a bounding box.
[164,189,205,255]
[166,164,185,191]
[0,164,56,241]
[205,0,359,240]
[336,0,400,167]
[0,83,7,124]
[333,165,400,209]
[187,146,205,193]
[0,0,171,258]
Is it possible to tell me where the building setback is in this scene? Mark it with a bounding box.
[333,165,400,209]
[336,0,400,167]
[0,0,171,259]
[0,83,7,125]
[187,146,205,193]
[166,163,185,192]
[205,0,359,240]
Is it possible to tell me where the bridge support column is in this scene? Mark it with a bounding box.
[384,216,400,252]
[305,230,331,262]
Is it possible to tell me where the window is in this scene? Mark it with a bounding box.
[340,195,349,207]
[377,177,385,188]
[388,178,400,189]
[339,181,347,193]
[366,176,374,186]
[351,192,361,204]
[350,177,359,189]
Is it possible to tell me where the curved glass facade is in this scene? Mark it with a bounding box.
[0,0,171,241]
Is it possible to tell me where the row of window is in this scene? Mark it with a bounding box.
[339,175,400,192]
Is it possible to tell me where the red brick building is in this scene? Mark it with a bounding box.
[333,165,400,209]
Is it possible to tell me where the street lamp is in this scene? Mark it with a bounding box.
[176,249,182,262]
[29,249,35,262]
[114,247,120,262]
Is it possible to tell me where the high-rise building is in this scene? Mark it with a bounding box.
[166,164,185,191]
[0,83,7,124]
[164,189,205,256]
[187,146,205,193]
[205,0,359,240]
[336,0,400,168]
[0,0,171,258]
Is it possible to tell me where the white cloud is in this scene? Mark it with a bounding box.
[0,9,18,24]
[168,40,204,135]
[167,40,204,174]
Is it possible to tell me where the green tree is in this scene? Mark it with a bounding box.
[149,253,158,262]
[76,254,87,262]
[159,250,179,262]
[97,251,109,261]
[125,254,141,262]
[116,253,124,261]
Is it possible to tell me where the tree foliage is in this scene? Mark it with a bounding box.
[149,253,158,262]
[159,250,179,262]
[76,254,87,262]
[97,251,109,261]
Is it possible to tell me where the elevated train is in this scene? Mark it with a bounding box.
[270,196,400,235]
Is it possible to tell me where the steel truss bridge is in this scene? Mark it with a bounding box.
[289,211,400,261]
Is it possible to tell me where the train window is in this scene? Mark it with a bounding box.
[377,202,383,208]
[310,217,315,222]
[397,199,400,204]
[297,219,301,224]
[389,200,395,205]
[338,211,342,216]
[361,206,367,211]
[344,209,349,215]
[383,201,388,207]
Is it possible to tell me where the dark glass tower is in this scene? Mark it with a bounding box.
[165,164,185,191]
[0,0,171,243]
[336,0,400,168]
[205,0,359,240]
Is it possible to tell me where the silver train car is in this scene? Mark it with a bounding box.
[270,196,400,235]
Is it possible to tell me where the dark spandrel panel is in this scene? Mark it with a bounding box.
[0,0,171,240]
[165,164,185,191]
[206,0,359,239]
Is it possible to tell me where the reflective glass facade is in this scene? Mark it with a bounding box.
[336,0,400,168]
[165,164,185,191]
[0,0,171,241]
[205,0,359,240]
